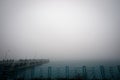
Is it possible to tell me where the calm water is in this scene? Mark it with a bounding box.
[20,60,120,79]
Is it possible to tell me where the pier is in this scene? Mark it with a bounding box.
[0,59,49,80]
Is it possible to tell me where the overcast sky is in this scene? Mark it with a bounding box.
[0,0,120,61]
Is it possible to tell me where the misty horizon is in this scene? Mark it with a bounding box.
[0,0,120,61]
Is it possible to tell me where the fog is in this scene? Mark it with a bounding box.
[0,0,120,61]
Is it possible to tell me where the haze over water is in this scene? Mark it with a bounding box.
[0,0,120,62]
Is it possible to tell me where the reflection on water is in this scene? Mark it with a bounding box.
[15,61,120,80]
[0,60,120,80]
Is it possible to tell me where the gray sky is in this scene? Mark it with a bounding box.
[0,0,120,61]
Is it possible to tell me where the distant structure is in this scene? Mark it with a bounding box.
[0,59,49,80]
